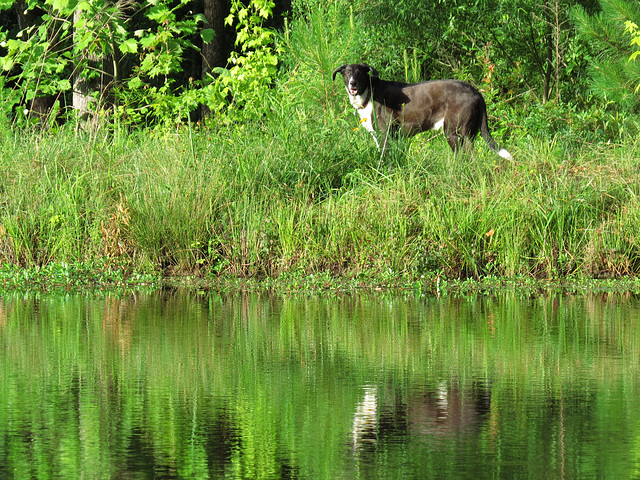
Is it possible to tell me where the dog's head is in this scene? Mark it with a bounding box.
[332,63,379,96]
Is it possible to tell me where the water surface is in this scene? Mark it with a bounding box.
[1,290,640,478]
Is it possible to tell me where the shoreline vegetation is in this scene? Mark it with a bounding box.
[2,0,640,295]
[5,262,640,296]
[1,119,640,296]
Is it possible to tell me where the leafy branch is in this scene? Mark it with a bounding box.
[624,20,640,92]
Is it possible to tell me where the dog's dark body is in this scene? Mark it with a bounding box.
[332,63,512,159]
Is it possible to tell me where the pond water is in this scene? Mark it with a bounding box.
[1,289,640,479]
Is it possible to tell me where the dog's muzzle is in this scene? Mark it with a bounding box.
[348,79,359,96]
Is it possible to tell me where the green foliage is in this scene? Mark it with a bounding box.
[627,20,640,60]
[343,0,598,105]
[0,0,635,136]
[625,20,640,91]
[4,0,640,284]
[0,0,135,123]
[113,1,210,124]
[2,119,640,280]
[0,14,67,121]
[279,1,361,118]
[200,0,280,121]
[0,0,279,127]
[572,0,640,111]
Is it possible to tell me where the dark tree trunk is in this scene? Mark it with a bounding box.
[201,0,232,118]
[202,0,230,75]
[14,0,39,30]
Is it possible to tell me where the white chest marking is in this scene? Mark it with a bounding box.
[347,87,380,148]
[356,100,375,133]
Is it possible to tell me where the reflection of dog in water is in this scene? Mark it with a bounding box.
[408,381,492,437]
[350,381,492,451]
[352,386,378,451]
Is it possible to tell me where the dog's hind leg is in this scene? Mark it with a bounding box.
[445,131,462,154]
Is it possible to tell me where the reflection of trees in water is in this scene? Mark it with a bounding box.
[101,295,135,355]
[201,401,242,476]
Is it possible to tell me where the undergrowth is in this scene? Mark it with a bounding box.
[2,1,640,286]
[1,110,639,284]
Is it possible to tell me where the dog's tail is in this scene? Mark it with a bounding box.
[480,111,512,160]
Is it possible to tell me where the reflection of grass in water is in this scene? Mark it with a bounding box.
[3,292,638,395]
[2,292,640,477]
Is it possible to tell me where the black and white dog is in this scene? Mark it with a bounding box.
[333,63,512,159]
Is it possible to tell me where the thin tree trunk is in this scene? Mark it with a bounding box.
[542,0,553,104]
[73,10,100,121]
[553,0,561,103]
[15,0,55,122]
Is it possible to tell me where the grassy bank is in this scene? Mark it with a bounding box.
[2,0,640,291]
[1,107,640,288]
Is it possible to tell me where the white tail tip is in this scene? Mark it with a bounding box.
[498,148,513,160]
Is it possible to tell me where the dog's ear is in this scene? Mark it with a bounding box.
[363,64,379,77]
[332,65,347,81]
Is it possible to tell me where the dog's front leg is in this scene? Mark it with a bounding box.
[370,131,381,150]
[353,100,380,150]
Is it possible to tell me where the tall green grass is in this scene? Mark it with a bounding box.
[1,112,639,281]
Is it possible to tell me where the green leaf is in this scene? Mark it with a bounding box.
[147,4,171,22]
[212,67,230,76]
[0,0,14,11]
[201,28,215,43]
[114,24,127,37]
[56,78,71,91]
[73,16,85,29]
[139,35,157,49]
[128,76,143,89]
[119,38,138,54]
[47,0,77,14]
[0,56,14,71]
